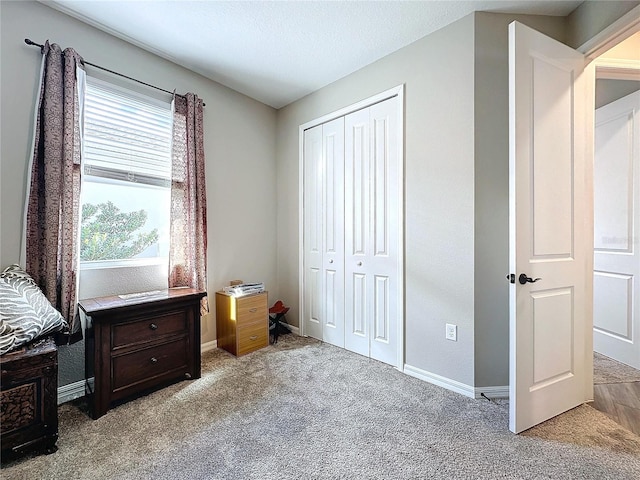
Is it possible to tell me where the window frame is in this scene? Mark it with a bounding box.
[79,76,173,270]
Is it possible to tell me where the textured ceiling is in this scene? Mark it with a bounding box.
[45,1,582,109]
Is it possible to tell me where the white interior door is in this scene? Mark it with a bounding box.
[594,90,640,369]
[303,125,323,340]
[344,97,399,365]
[509,21,589,434]
[322,118,346,347]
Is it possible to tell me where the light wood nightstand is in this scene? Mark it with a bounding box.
[215,291,268,356]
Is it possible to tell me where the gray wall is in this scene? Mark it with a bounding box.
[276,12,566,389]
[0,1,278,386]
[277,14,477,386]
[472,13,565,387]
[566,0,639,49]
[595,79,640,109]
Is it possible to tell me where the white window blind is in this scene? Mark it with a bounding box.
[84,77,173,187]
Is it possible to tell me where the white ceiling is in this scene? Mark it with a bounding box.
[45,0,582,109]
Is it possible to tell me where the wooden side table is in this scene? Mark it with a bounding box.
[79,288,205,419]
[216,291,268,356]
[0,336,58,461]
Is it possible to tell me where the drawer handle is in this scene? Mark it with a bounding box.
[149,323,158,330]
[150,357,158,364]
[249,308,257,313]
[249,335,258,341]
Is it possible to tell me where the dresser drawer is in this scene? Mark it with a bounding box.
[112,311,187,349]
[237,295,268,325]
[112,338,188,392]
[237,323,268,356]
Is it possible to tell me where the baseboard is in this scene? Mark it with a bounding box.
[201,340,217,353]
[475,386,509,399]
[403,364,510,400]
[403,364,475,398]
[286,324,300,335]
[58,378,90,405]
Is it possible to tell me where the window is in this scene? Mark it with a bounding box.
[80,77,173,268]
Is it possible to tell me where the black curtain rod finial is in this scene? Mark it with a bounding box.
[25,38,44,52]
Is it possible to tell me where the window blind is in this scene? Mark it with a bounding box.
[84,77,172,187]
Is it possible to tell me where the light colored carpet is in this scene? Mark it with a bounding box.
[594,352,640,384]
[3,336,640,479]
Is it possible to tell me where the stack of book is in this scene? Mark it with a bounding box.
[222,282,265,297]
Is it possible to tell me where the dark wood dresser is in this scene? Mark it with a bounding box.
[79,288,206,419]
[1,336,58,461]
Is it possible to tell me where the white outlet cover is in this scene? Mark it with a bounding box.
[446,323,457,341]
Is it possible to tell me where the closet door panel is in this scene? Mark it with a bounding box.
[322,118,345,348]
[303,125,324,340]
[345,108,371,356]
[368,98,399,365]
[374,275,390,343]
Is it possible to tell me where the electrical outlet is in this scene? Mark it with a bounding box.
[446,323,457,341]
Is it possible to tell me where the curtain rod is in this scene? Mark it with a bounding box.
[24,38,206,106]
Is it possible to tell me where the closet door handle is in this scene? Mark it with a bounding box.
[329,259,334,264]
[357,261,363,267]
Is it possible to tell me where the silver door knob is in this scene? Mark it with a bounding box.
[357,261,362,266]
[329,259,333,264]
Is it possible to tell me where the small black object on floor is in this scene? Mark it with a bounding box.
[269,300,292,344]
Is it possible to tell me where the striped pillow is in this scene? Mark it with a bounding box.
[0,320,17,355]
[0,265,68,355]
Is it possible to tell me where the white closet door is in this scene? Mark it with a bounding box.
[303,125,324,340]
[344,97,399,364]
[322,118,346,347]
[367,98,399,365]
[344,108,371,357]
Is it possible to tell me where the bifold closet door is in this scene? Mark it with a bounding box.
[303,118,346,347]
[303,95,400,366]
[321,117,345,347]
[344,97,399,365]
[303,124,323,340]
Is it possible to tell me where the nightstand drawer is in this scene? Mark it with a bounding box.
[112,311,187,349]
[237,296,268,325]
[237,323,268,356]
[112,338,188,392]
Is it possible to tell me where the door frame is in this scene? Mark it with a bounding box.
[590,18,640,375]
[298,85,405,370]
[593,90,640,369]
[575,5,640,403]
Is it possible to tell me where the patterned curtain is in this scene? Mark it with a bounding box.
[169,93,208,315]
[25,41,84,343]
